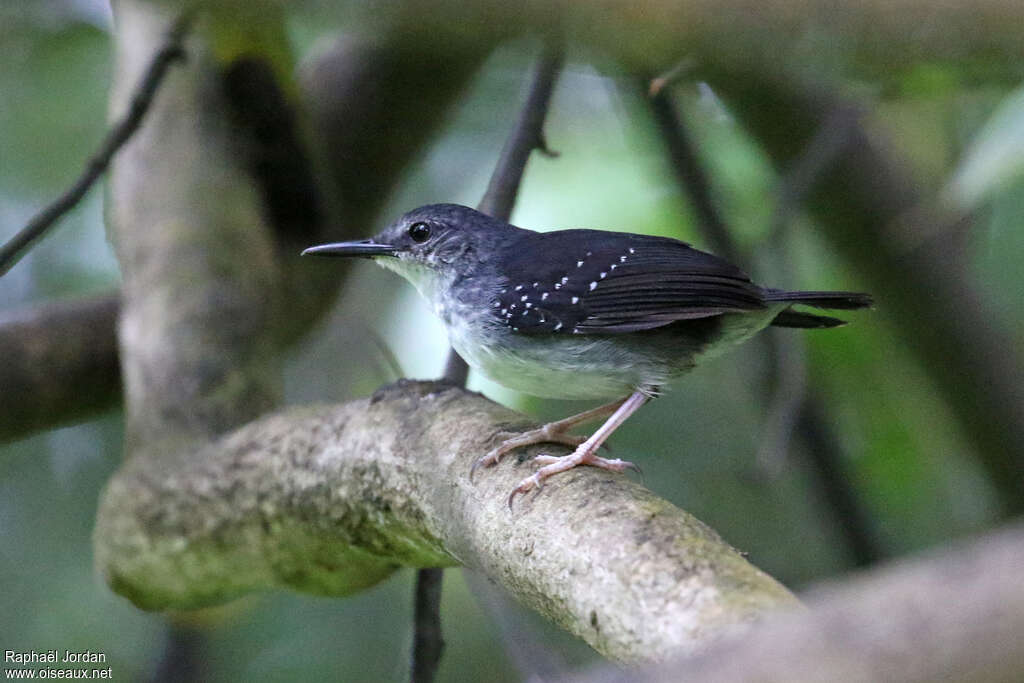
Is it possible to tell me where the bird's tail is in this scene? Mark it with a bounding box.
[763,289,873,310]
[764,290,872,329]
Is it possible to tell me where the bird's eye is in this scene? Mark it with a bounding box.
[408,222,431,243]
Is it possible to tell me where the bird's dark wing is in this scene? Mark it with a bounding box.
[493,229,766,334]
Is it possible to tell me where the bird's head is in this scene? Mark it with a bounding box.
[302,204,514,294]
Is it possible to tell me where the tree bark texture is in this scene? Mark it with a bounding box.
[0,293,121,441]
[576,522,1024,683]
[95,380,798,663]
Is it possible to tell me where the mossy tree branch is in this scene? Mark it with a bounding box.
[577,522,1024,682]
[95,380,798,663]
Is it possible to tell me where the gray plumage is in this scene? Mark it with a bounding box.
[303,204,871,400]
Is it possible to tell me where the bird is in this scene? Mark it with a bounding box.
[303,204,871,506]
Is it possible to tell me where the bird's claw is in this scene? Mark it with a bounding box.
[470,428,587,481]
[625,460,644,484]
[469,451,498,482]
[507,473,544,510]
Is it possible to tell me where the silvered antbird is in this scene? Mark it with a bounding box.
[303,204,871,505]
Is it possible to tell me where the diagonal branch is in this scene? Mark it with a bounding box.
[712,75,1024,513]
[0,12,192,277]
[476,42,563,220]
[443,42,564,384]
[643,85,884,566]
[576,521,1024,682]
[94,381,798,663]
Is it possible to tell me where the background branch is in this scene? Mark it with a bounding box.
[0,293,121,442]
[710,75,1024,513]
[0,30,484,446]
[644,86,884,566]
[412,568,445,683]
[578,521,1024,683]
[0,12,191,277]
[431,40,562,683]
[94,381,798,663]
[443,42,564,384]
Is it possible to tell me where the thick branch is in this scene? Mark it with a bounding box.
[94,381,798,663]
[581,522,1024,682]
[0,293,121,441]
[109,0,282,448]
[332,0,1024,84]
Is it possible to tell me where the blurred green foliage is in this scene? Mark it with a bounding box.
[2,2,1022,681]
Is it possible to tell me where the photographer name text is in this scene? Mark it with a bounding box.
[5,651,106,665]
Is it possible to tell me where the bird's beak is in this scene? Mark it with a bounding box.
[301,239,397,258]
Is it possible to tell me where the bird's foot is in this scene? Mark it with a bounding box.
[470,397,630,481]
[470,426,586,480]
[507,447,640,509]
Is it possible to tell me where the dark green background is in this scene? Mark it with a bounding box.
[2,1,1021,680]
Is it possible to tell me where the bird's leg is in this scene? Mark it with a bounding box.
[509,390,652,507]
[471,396,630,479]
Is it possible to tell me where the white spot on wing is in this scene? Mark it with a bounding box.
[571,296,579,304]
[628,248,635,254]
[521,295,528,301]
[554,322,563,331]
[541,292,549,300]
[577,260,584,267]
[589,281,597,291]
[515,284,523,291]
[600,272,607,279]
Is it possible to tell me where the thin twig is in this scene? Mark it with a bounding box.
[0,12,192,277]
[411,568,445,683]
[647,58,695,98]
[755,328,808,478]
[645,84,739,262]
[476,43,564,221]
[642,83,883,566]
[441,43,564,384]
[798,401,885,567]
[428,42,564,683]
[150,623,205,683]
